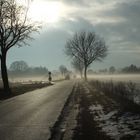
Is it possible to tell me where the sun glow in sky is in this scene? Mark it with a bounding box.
[29,1,64,23]
[18,0,64,24]
[12,0,140,70]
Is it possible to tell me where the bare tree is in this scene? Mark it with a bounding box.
[65,31,108,80]
[59,65,68,77]
[71,57,84,78]
[0,0,39,94]
[109,66,116,74]
[9,61,29,72]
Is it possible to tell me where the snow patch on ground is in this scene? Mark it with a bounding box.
[89,104,140,140]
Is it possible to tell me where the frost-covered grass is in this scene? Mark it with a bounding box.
[87,80,140,139]
[90,80,140,105]
[89,104,140,140]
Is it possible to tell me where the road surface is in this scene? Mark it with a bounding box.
[0,80,75,140]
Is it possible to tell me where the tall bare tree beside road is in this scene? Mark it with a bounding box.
[65,31,108,80]
[0,0,39,94]
[71,57,84,78]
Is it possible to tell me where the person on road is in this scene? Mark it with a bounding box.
[48,71,52,83]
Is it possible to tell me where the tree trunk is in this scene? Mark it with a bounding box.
[79,70,83,79]
[1,51,11,94]
[80,71,82,79]
[84,67,87,81]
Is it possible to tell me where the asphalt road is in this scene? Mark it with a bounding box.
[0,80,75,140]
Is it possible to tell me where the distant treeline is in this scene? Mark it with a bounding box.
[121,64,140,73]
[5,61,140,77]
[8,61,48,76]
[88,64,140,74]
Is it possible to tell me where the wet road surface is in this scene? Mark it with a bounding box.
[0,81,75,140]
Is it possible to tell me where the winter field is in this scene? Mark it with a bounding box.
[88,74,140,104]
[7,74,62,84]
[84,75,140,139]
[88,74,140,83]
[88,74,140,89]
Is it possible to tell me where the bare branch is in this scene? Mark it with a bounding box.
[0,0,40,52]
[65,31,108,80]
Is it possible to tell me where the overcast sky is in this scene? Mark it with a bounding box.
[8,0,140,71]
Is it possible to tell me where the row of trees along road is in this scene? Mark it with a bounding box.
[0,0,39,94]
[59,65,68,77]
[0,0,108,95]
[65,32,108,80]
[71,58,84,78]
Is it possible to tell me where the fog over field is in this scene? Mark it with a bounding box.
[0,0,140,139]
[89,74,140,84]
[7,74,140,87]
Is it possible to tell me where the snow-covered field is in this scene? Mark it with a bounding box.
[8,75,62,83]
